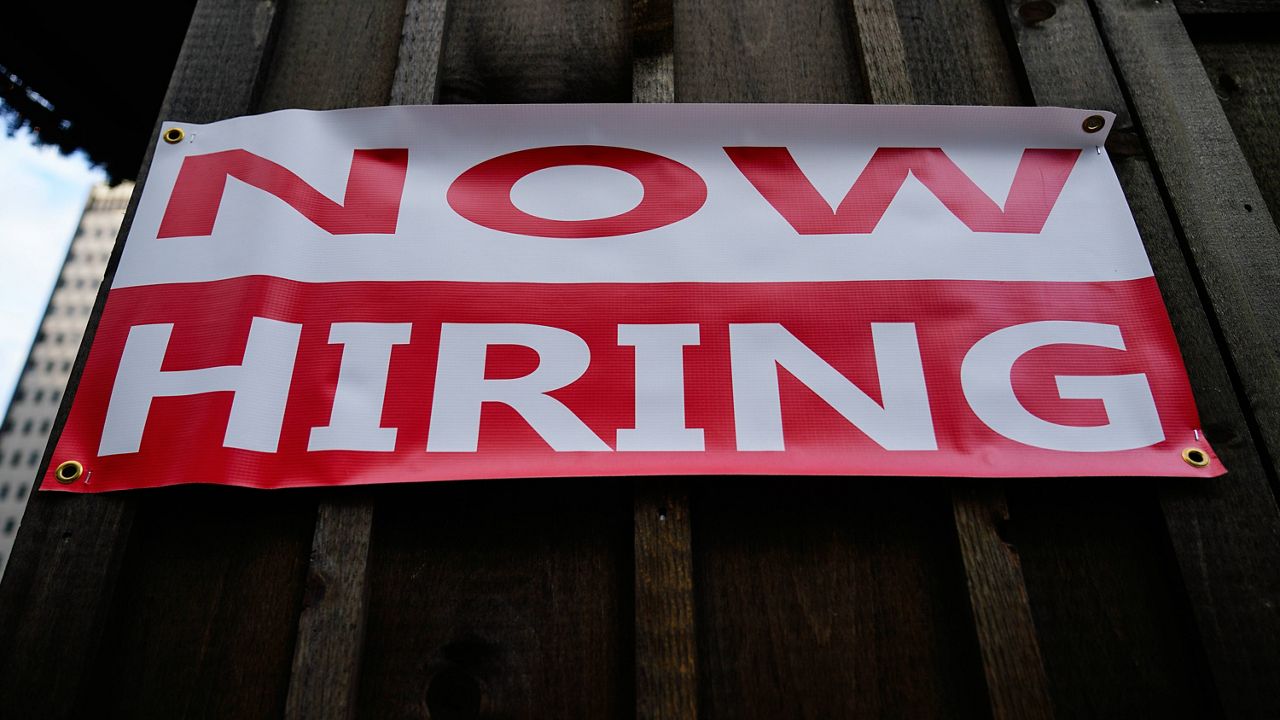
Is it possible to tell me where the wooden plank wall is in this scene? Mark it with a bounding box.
[2,0,1278,718]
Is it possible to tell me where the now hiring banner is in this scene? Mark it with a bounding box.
[44,104,1220,491]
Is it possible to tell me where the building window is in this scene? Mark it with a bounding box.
[3,518,15,536]
[27,450,40,467]
[33,390,44,403]
[17,484,28,500]
[22,419,33,434]
[51,389,61,403]
[40,419,51,433]
[61,361,71,372]
[9,450,21,467]
[0,484,8,500]
[12,388,24,403]
[1,418,11,434]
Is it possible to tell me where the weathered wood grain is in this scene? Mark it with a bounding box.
[1003,0,1274,712]
[1092,0,1280,484]
[284,499,376,720]
[1190,16,1280,225]
[357,480,629,719]
[284,2,451,717]
[353,3,633,717]
[897,1,1235,716]
[1007,482,1222,719]
[282,4,452,720]
[849,4,1054,717]
[438,0,631,103]
[633,481,697,720]
[674,0,863,103]
[949,486,1055,720]
[847,0,915,104]
[74,488,316,719]
[893,0,1021,106]
[630,4,697,718]
[4,2,1277,718]
[392,0,452,107]
[240,2,410,719]
[673,6,994,717]
[633,0,675,104]
[1174,0,1280,13]
[256,0,407,113]
[0,2,284,717]
[690,478,991,718]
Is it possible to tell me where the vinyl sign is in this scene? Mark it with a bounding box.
[45,104,1222,491]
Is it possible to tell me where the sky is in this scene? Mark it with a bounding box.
[0,126,105,413]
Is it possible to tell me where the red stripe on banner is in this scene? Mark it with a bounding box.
[45,276,1219,491]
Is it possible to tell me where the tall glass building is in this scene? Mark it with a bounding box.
[0,181,130,576]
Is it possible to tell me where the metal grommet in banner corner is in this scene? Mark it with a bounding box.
[1181,447,1210,468]
[55,460,84,484]
[1082,115,1106,133]
[163,127,185,144]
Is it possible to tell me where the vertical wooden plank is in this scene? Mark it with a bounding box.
[72,2,408,719]
[674,4,990,717]
[283,0,450,714]
[689,478,991,718]
[1020,1,1280,715]
[630,4,698,719]
[0,2,283,717]
[358,480,630,718]
[75,490,316,720]
[241,2,412,719]
[284,499,377,720]
[437,0,631,103]
[894,2,1218,716]
[357,2,634,717]
[847,5,1054,718]
[949,487,1055,720]
[255,0,407,113]
[284,2,448,717]
[847,0,915,103]
[1190,18,1280,256]
[633,479,697,720]
[392,0,452,108]
[891,0,1022,106]
[1007,482,1223,719]
[632,0,675,103]
[1091,0,1280,482]
[674,0,862,103]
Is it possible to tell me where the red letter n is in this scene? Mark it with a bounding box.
[157,148,409,238]
[725,147,1081,234]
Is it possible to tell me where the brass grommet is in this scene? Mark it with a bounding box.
[163,127,185,144]
[1082,115,1106,133]
[55,460,84,484]
[1181,447,1210,468]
